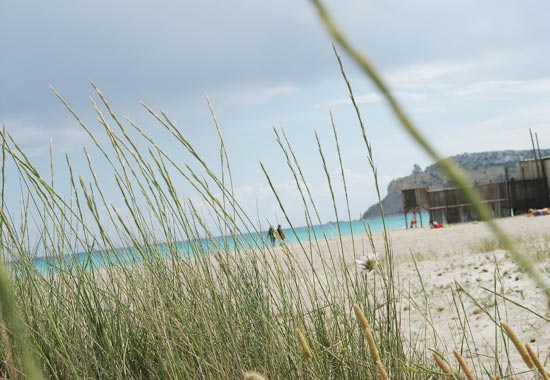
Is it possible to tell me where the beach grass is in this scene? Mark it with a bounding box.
[0,3,549,379]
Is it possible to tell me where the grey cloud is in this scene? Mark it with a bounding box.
[2,0,550,142]
[1,1,332,119]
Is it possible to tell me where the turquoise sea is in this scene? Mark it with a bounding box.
[32,213,429,272]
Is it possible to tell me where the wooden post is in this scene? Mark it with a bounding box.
[504,167,512,216]
[401,191,408,229]
[535,133,549,204]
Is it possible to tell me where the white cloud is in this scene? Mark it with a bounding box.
[387,61,475,87]
[3,122,89,157]
[455,79,550,96]
[330,167,373,189]
[433,102,550,154]
[411,105,448,114]
[313,93,377,109]
[183,165,379,228]
[242,167,377,223]
[465,102,550,132]
[314,91,427,109]
[226,83,298,105]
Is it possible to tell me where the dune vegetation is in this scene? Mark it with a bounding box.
[0,2,549,379]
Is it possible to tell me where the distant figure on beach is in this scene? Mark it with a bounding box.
[277,224,286,243]
[528,208,550,217]
[268,226,276,246]
[410,217,417,228]
[429,220,443,229]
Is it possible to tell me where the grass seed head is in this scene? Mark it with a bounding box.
[453,349,474,380]
[352,304,380,361]
[525,343,549,380]
[353,303,371,331]
[243,370,267,380]
[500,321,533,368]
[295,328,312,359]
[376,360,389,380]
[432,352,452,375]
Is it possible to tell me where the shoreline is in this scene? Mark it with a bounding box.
[277,214,550,262]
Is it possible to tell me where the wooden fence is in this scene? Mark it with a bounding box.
[508,177,548,213]
[402,178,548,225]
[427,182,509,224]
[401,188,429,228]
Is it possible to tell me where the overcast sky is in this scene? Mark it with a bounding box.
[2,0,550,231]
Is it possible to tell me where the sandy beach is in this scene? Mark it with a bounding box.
[275,214,550,369]
[381,216,550,363]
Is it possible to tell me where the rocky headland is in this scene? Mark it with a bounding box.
[363,149,550,219]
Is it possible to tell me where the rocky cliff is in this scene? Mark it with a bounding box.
[362,149,550,219]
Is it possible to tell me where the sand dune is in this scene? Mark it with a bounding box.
[277,215,550,370]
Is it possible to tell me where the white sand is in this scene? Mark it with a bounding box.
[277,215,550,372]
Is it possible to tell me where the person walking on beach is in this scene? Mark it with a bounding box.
[268,226,276,246]
[277,224,286,244]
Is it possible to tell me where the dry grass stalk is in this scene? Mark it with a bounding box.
[453,349,474,380]
[376,359,389,380]
[295,328,312,359]
[352,304,381,361]
[500,321,533,368]
[353,304,371,331]
[0,323,15,380]
[243,370,268,380]
[525,343,549,380]
[432,352,452,375]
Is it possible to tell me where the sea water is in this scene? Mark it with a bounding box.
[31,213,429,272]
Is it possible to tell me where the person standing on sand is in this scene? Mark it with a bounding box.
[277,224,286,244]
[268,226,276,246]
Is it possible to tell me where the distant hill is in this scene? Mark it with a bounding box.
[362,149,550,219]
